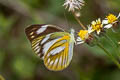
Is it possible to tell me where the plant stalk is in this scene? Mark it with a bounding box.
[72,11,86,30]
[104,33,120,59]
[97,43,120,69]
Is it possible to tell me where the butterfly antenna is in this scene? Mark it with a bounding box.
[64,11,71,29]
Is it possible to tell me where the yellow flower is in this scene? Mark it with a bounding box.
[107,14,117,24]
[91,18,103,35]
[102,13,120,29]
[77,30,88,44]
[78,30,88,40]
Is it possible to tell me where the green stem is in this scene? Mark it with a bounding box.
[104,33,117,47]
[104,33,120,58]
[97,43,120,69]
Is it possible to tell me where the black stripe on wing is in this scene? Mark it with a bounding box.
[25,24,64,42]
[31,33,63,59]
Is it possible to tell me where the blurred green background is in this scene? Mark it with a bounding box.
[0,0,120,80]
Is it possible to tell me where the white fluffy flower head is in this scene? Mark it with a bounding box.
[63,0,85,12]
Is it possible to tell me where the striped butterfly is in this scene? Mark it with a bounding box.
[25,24,76,71]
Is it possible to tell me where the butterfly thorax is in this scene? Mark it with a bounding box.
[69,29,76,43]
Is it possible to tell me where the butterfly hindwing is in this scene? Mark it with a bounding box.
[43,33,74,71]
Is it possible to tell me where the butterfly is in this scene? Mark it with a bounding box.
[25,24,76,71]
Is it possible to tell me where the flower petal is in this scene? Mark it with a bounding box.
[102,20,108,24]
[76,41,84,44]
[97,30,100,35]
[77,37,82,41]
[117,13,120,18]
[91,21,96,25]
[88,26,94,33]
[104,24,112,29]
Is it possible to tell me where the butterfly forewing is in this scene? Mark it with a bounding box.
[25,24,64,58]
